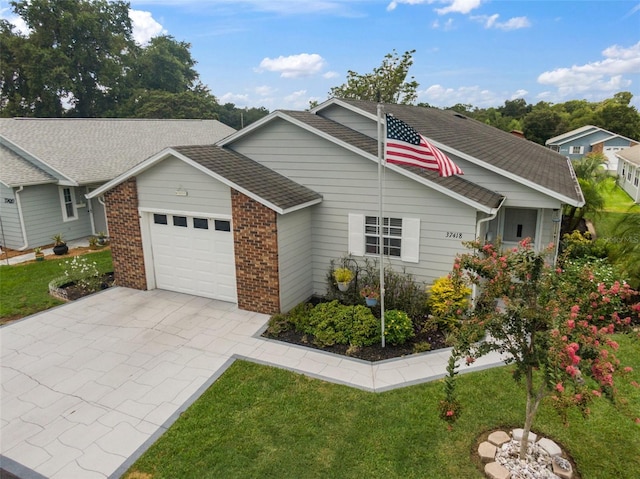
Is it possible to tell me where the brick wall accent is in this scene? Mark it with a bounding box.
[104,178,147,290]
[231,190,280,314]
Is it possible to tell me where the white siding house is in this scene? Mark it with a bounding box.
[617,145,640,204]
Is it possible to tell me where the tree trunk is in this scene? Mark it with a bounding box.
[520,371,545,459]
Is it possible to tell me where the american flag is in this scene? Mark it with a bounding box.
[385,114,463,177]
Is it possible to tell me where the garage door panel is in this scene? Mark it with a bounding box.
[149,214,237,302]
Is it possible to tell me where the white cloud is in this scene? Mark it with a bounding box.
[472,14,531,30]
[257,53,327,78]
[537,41,640,99]
[219,92,251,105]
[386,0,483,14]
[129,10,166,45]
[323,71,340,79]
[418,84,531,108]
[284,89,310,108]
[419,84,501,107]
[436,0,483,15]
[255,85,277,97]
[432,17,455,30]
[387,0,429,12]
[0,7,29,35]
[511,89,529,100]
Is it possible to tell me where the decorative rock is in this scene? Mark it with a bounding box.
[512,428,537,443]
[537,437,562,457]
[485,461,511,479]
[479,441,497,463]
[488,430,511,447]
[552,456,573,479]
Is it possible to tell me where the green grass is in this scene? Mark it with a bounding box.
[125,334,640,479]
[0,249,113,322]
[587,178,640,239]
[600,178,640,214]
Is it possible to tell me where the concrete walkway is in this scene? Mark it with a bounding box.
[1,287,504,479]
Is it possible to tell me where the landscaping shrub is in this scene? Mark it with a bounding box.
[325,256,429,324]
[427,275,472,332]
[383,310,414,345]
[307,301,379,347]
[559,230,608,261]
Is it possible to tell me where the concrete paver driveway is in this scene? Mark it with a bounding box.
[1,287,503,478]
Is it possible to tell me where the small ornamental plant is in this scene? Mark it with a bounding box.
[449,238,639,460]
[63,256,102,293]
[439,352,462,427]
[333,267,354,283]
[383,310,414,345]
[360,285,379,300]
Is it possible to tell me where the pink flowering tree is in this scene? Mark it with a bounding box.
[449,239,639,460]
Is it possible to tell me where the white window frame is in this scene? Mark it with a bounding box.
[570,145,584,154]
[634,168,639,187]
[59,187,78,222]
[348,214,420,263]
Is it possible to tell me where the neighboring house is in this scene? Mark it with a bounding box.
[545,125,638,172]
[617,144,640,204]
[88,98,584,315]
[0,118,235,250]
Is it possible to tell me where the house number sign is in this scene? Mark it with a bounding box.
[4,198,15,204]
[445,232,463,239]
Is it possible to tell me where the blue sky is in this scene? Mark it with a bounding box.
[3,0,640,110]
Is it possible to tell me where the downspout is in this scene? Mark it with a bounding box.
[472,197,506,302]
[14,186,29,250]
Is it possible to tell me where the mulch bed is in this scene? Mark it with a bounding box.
[263,324,448,362]
[56,272,115,301]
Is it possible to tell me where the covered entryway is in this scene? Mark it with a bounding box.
[148,212,237,302]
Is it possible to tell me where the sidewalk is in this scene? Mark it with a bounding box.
[1,238,91,266]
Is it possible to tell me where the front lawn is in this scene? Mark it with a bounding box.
[0,249,112,323]
[124,334,640,479]
[600,177,640,214]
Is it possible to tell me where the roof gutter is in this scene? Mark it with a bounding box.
[14,186,29,250]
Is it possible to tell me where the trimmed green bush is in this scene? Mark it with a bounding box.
[383,310,414,345]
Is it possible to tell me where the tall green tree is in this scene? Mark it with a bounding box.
[328,49,418,104]
[593,92,640,140]
[522,102,564,144]
[135,36,198,93]
[1,0,136,117]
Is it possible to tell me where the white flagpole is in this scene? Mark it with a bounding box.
[377,104,385,348]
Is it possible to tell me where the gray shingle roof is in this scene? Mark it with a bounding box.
[0,145,56,186]
[618,144,640,167]
[336,100,583,205]
[0,118,236,185]
[279,110,504,210]
[172,145,322,212]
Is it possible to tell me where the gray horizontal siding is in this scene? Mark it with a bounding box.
[231,119,476,293]
[0,184,23,249]
[317,104,378,138]
[19,184,92,248]
[137,156,232,215]
[452,159,566,208]
[278,208,314,312]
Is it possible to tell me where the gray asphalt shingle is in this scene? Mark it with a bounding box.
[0,118,235,185]
[337,100,583,204]
[173,145,322,211]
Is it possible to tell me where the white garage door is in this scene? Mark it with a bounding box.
[149,213,237,302]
